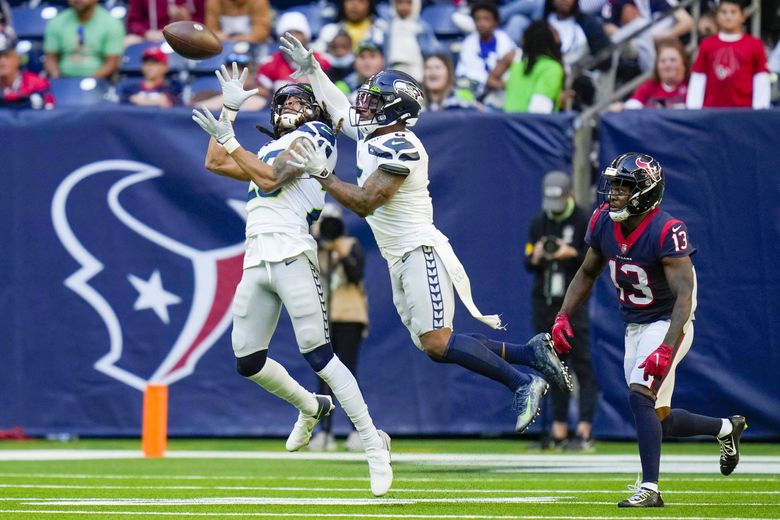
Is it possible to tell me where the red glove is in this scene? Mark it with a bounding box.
[638,344,673,381]
[551,313,574,354]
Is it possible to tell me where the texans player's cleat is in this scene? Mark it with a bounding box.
[718,415,747,476]
[618,484,664,508]
[366,430,393,496]
[285,394,335,452]
[526,333,573,393]
[513,375,548,433]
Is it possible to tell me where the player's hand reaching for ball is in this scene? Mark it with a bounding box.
[217,62,258,112]
[192,107,239,152]
[287,139,329,179]
[279,32,318,79]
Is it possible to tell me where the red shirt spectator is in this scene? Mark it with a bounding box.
[630,81,687,108]
[256,51,331,93]
[1,33,55,109]
[127,0,205,41]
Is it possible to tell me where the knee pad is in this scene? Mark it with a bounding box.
[303,343,335,372]
[236,350,268,377]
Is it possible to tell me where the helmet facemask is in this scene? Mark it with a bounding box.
[350,88,388,135]
[271,84,320,135]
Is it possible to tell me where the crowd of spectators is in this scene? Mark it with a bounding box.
[0,0,776,111]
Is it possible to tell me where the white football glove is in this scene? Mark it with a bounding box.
[279,32,318,79]
[287,139,329,178]
[192,106,240,153]
[217,62,259,113]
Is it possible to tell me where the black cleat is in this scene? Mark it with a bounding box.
[618,486,664,508]
[526,333,573,393]
[718,415,747,476]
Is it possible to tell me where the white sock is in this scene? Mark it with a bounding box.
[248,358,318,416]
[718,418,733,438]
[317,356,382,450]
[641,482,658,493]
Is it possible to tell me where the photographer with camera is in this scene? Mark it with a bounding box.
[309,203,370,452]
[525,172,598,451]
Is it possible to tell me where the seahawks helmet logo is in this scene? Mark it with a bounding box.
[393,79,424,105]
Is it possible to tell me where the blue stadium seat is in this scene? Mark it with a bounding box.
[15,39,46,74]
[11,5,60,39]
[420,4,461,38]
[181,41,237,75]
[49,77,111,107]
[121,42,186,75]
[375,2,392,21]
[279,4,335,39]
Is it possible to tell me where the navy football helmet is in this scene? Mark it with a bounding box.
[351,70,425,134]
[271,83,323,135]
[598,152,664,222]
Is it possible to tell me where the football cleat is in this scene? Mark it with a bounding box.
[307,431,337,452]
[344,430,363,452]
[513,375,548,434]
[718,415,747,476]
[366,430,393,496]
[285,394,335,452]
[618,484,664,508]
[526,333,573,393]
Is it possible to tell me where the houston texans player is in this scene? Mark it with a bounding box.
[279,33,573,434]
[191,63,392,497]
[551,152,747,507]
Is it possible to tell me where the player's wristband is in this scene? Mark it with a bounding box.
[220,107,238,123]
[222,137,240,154]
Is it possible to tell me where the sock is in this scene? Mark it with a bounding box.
[463,333,536,366]
[641,482,659,493]
[661,408,723,438]
[317,356,382,450]
[629,390,662,484]
[248,358,318,416]
[718,418,734,438]
[443,333,531,391]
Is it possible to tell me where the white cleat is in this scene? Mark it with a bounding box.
[366,430,393,497]
[285,394,335,452]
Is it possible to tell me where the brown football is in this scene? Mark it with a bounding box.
[163,21,222,60]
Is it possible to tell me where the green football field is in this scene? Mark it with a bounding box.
[1,438,779,519]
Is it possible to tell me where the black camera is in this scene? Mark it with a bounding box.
[542,236,560,256]
[319,216,345,241]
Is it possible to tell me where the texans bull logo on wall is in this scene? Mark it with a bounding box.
[51,160,245,391]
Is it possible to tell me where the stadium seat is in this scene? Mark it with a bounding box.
[49,77,111,107]
[375,2,392,21]
[189,75,221,95]
[181,41,237,75]
[16,39,46,74]
[11,5,60,39]
[420,4,461,38]
[279,4,335,39]
[122,41,183,75]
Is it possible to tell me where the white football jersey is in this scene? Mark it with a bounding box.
[243,121,337,268]
[356,129,448,262]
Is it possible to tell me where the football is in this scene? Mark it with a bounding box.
[162,21,222,60]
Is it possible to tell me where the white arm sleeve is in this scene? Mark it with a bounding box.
[307,65,359,141]
[528,94,554,113]
[686,72,706,109]
[752,72,771,109]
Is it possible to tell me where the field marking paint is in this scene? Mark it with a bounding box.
[21,497,564,505]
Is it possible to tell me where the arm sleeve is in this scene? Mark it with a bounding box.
[528,94,555,113]
[630,80,652,105]
[659,219,695,257]
[341,241,365,283]
[753,72,771,109]
[584,207,604,250]
[685,72,706,109]
[307,64,359,141]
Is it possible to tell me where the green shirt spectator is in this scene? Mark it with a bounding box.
[504,55,563,113]
[44,0,125,78]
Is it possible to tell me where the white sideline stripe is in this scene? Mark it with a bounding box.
[1,484,780,495]
[4,512,779,520]
[0,472,777,483]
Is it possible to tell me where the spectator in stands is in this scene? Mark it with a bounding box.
[606,0,692,72]
[118,46,181,107]
[422,52,479,111]
[487,19,564,113]
[0,0,13,39]
[544,0,610,71]
[335,39,384,101]
[44,0,125,79]
[125,0,205,47]
[451,0,544,44]
[314,0,387,53]
[686,0,770,109]
[455,1,516,99]
[611,38,688,110]
[189,50,265,109]
[205,0,271,43]
[325,30,354,82]
[0,31,55,109]
[256,13,330,100]
[383,0,439,82]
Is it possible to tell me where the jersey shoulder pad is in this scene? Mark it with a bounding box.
[367,134,421,162]
[298,121,337,147]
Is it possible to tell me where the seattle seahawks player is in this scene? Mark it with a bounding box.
[191,64,393,497]
[551,152,747,507]
[280,34,572,434]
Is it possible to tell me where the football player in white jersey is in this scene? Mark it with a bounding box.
[279,36,573,434]
[191,64,392,497]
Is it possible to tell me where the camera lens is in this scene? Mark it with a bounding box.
[543,236,559,254]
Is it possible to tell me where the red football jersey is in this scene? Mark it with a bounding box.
[630,79,688,108]
[691,33,769,108]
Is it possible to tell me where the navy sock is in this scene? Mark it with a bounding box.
[443,333,530,392]
[629,390,662,484]
[661,409,722,438]
[463,333,536,366]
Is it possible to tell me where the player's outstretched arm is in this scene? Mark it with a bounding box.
[660,255,694,347]
[279,32,358,141]
[318,167,405,217]
[204,136,250,181]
